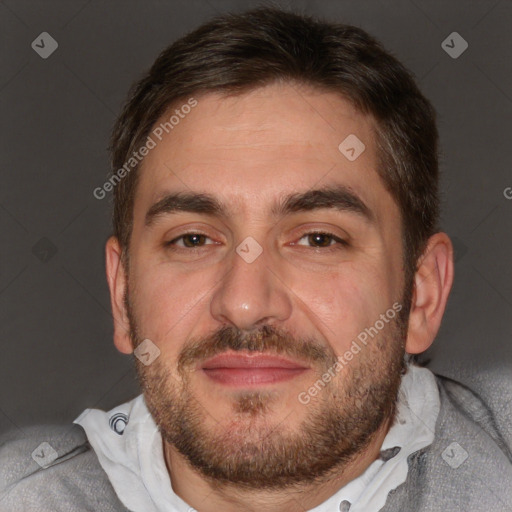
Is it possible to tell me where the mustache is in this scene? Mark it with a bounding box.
[177,324,337,373]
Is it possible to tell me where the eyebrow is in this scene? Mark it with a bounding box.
[144,184,374,227]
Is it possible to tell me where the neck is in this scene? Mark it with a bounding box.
[163,414,393,512]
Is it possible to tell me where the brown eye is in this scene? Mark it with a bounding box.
[166,233,212,248]
[295,232,347,249]
[181,234,207,247]
[308,233,334,247]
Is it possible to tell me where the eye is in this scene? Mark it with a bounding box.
[294,231,348,249]
[164,231,347,251]
[165,233,216,249]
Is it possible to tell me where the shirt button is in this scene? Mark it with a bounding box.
[339,500,351,511]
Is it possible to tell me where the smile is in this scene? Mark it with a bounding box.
[200,352,310,387]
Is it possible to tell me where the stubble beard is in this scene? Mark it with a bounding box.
[126,292,407,491]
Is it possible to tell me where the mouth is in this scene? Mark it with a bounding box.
[199,351,310,387]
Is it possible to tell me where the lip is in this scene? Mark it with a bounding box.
[199,352,310,387]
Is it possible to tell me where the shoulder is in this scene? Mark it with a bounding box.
[382,367,512,512]
[0,423,129,512]
[435,366,512,455]
[432,371,512,507]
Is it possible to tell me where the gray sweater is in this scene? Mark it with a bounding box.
[1,372,511,511]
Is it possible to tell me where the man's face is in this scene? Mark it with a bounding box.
[123,82,408,488]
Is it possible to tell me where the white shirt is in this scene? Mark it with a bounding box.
[74,363,440,512]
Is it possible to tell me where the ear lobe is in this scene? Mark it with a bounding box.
[405,233,454,355]
[105,236,133,354]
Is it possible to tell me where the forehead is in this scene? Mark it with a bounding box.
[134,82,394,221]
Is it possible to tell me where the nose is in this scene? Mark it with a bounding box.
[209,240,293,331]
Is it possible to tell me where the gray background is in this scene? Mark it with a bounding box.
[1,0,511,437]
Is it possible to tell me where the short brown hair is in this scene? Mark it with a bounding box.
[110,6,439,308]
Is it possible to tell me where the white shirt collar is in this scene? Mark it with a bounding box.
[74,363,440,512]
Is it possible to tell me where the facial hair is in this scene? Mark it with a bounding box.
[125,290,407,491]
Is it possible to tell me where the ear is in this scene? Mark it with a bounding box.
[105,236,133,354]
[405,232,454,354]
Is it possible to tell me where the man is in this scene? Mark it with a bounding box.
[1,6,511,512]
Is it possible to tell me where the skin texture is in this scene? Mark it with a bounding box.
[106,82,454,512]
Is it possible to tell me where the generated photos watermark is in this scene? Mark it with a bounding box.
[93,97,198,200]
[298,302,403,405]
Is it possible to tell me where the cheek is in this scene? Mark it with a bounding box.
[288,264,396,350]
[129,261,215,350]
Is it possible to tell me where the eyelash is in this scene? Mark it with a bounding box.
[164,231,348,251]
[294,231,349,250]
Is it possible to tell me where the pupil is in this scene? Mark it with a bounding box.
[184,234,204,247]
[310,233,330,247]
